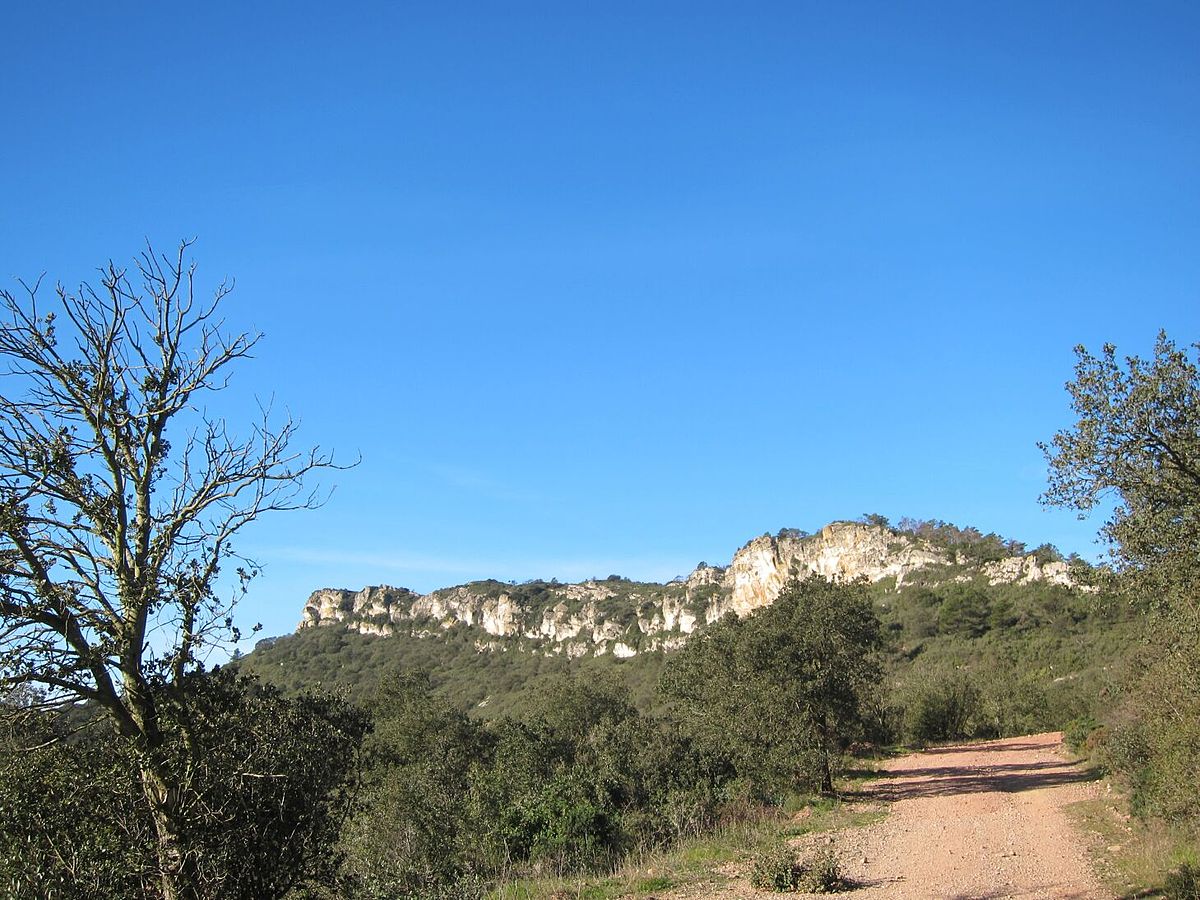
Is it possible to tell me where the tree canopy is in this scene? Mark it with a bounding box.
[1042,332,1200,607]
[662,576,882,796]
[1042,331,1200,824]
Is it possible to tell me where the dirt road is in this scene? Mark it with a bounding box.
[671,732,1111,899]
[808,731,1110,899]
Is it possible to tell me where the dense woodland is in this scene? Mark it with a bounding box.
[0,251,1196,898]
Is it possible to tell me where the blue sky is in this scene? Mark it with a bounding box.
[2,2,1198,642]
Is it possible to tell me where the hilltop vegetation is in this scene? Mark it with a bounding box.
[238,537,1131,741]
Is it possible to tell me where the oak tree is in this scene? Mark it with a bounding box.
[1042,332,1200,822]
[662,576,882,796]
[0,242,345,898]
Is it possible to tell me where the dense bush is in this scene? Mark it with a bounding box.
[750,844,804,892]
[1165,862,1200,900]
[467,672,728,875]
[1100,653,1200,824]
[799,849,851,894]
[0,671,367,900]
[339,672,486,898]
[663,577,882,797]
[749,846,850,894]
[0,725,154,899]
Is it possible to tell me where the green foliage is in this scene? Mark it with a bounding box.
[1042,335,1200,603]
[662,577,882,796]
[465,672,728,876]
[521,669,637,747]
[466,675,636,873]
[900,663,982,744]
[749,846,849,894]
[0,670,367,900]
[1064,715,1099,754]
[750,843,804,891]
[340,672,486,898]
[871,568,1130,746]
[0,722,154,899]
[234,624,675,722]
[894,517,1021,562]
[798,849,850,893]
[1101,655,1200,823]
[160,671,368,899]
[1042,332,1200,827]
[935,585,992,637]
[332,669,729,887]
[1165,862,1200,900]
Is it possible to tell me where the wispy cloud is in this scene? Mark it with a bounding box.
[427,463,544,505]
[254,544,694,587]
[260,546,495,576]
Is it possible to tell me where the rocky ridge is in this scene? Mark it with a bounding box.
[298,522,1081,658]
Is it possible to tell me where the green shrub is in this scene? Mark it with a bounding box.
[750,843,803,891]
[1165,862,1200,900]
[749,846,851,894]
[1099,653,1200,823]
[902,666,981,744]
[662,576,882,797]
[937,587,992,637]
[1064,715,1098,753]
[0,673,367,900]
[798,849,850,893]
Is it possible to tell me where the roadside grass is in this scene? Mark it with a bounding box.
[1068,793,1199,899]
[488,816,779,900]
[489,789,889,899]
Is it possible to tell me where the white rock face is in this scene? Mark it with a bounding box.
[983,555,1076,587]
[661,594,698,633]
[296,523,1090,656]
[302,585,418,627]
[707,523,948,622]
[612,642,637,658]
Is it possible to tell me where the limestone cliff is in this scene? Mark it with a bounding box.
[297,522,1086,656]
[709,523,947,621]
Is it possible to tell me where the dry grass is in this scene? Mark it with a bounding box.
[1068,788,1199,898]
[488,797,886,900]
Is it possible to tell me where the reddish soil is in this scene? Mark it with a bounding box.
[671,732,1111,899]
[814,732,1111,899]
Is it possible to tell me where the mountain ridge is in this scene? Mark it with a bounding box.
[297,521,1084,658]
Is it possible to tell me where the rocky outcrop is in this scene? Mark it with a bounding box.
[707,523,947,621]
[297,522,1088,657]
[302,585,419,633]
[982,555,1077,588]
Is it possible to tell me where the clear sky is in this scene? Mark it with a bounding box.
[2,2,1198,644]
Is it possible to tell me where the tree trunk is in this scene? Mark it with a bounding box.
[818,715,836,795]
[140,762,190,900]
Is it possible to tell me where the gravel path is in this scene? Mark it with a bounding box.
[814,732,1111,899]
[671,731,1111,900]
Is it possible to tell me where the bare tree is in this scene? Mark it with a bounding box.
[0,241,346,900]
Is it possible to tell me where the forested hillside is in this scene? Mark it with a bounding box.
[237,522,1133,738]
